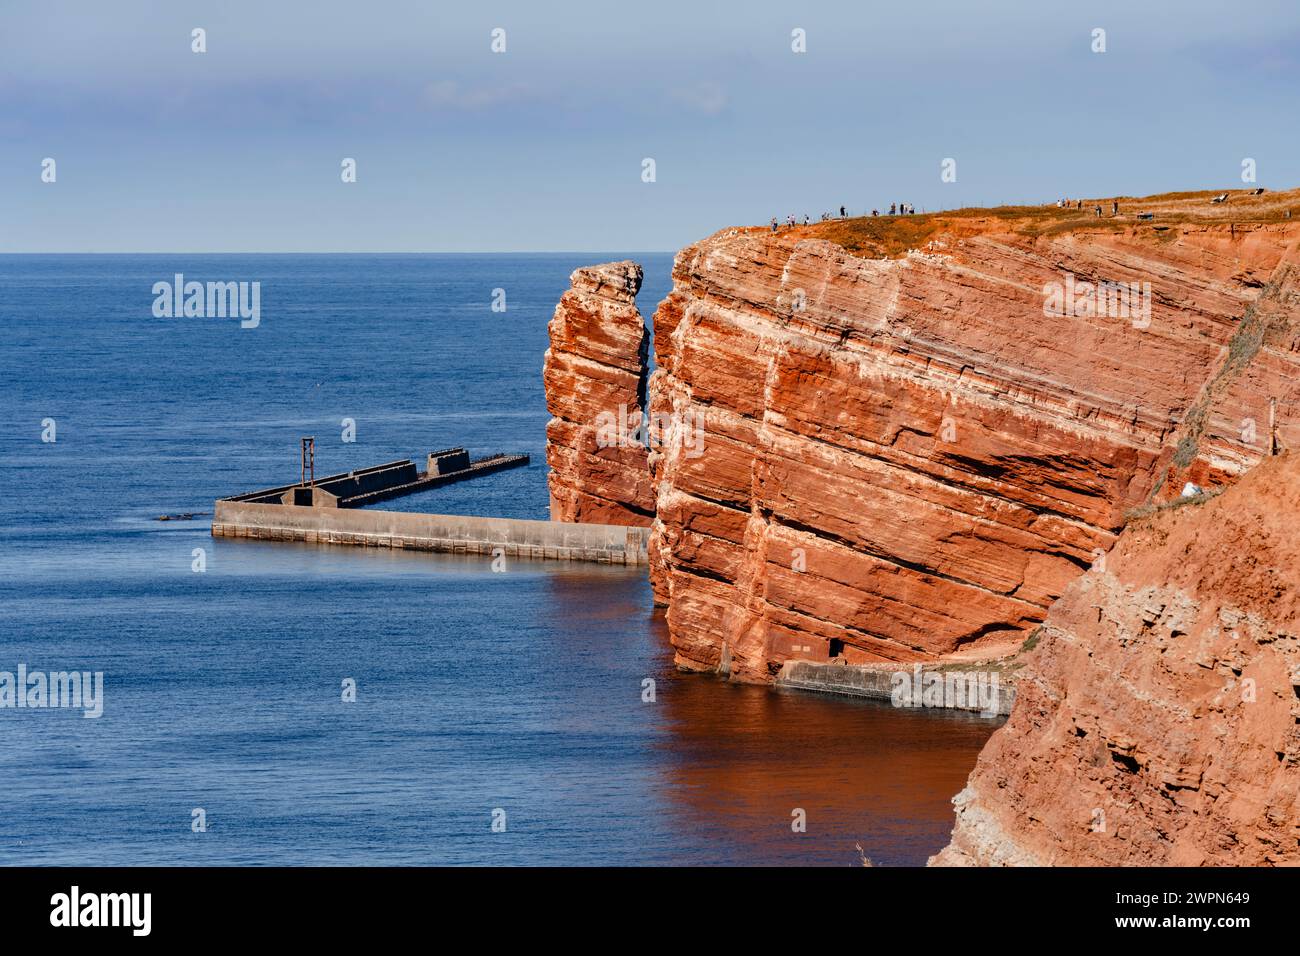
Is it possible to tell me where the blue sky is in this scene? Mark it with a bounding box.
[2,0,1297,252]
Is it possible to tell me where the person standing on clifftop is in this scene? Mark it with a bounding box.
[1112,200,1119,215]
[840,205,846,218]
[889,203,896,215]
[770,217,778,233]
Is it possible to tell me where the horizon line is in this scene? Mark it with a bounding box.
[0,249,680,256]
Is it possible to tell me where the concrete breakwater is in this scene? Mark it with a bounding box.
[212,500,651,565]
[777,660,1016,717]
[210,446,649,565]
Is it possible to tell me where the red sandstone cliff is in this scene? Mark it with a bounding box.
[543,261,655,525]
[647,189,1300,681]
[932,452,1300,866]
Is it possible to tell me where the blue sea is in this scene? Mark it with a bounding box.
[0,254,995,866]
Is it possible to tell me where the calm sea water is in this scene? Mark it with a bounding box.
[0,254,996,866]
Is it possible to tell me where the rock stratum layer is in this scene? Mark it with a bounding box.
[932,452,1300,866]
[543,261,655,526]
[647,189,1300,681]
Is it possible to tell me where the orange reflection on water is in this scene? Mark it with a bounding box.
[650,663,999,866]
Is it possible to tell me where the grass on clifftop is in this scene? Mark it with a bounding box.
[802,187,1300,258]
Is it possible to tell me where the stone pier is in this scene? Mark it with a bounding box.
[212,500,651,565]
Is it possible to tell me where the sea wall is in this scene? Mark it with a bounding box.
[212,501,651,564]
[777,660,1016,717]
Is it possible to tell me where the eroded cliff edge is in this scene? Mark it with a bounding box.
[931,452,1300,866]
[647,189,1300,681]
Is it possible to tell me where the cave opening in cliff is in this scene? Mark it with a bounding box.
[828,638,845,659]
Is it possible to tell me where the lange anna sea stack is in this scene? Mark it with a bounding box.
[543,261,655,525]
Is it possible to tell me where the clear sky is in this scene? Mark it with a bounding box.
[2,0,1297,252]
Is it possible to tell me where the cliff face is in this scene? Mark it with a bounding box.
[932,452,1300,866]
[543,261,655,526]
[648,191,1300,681]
